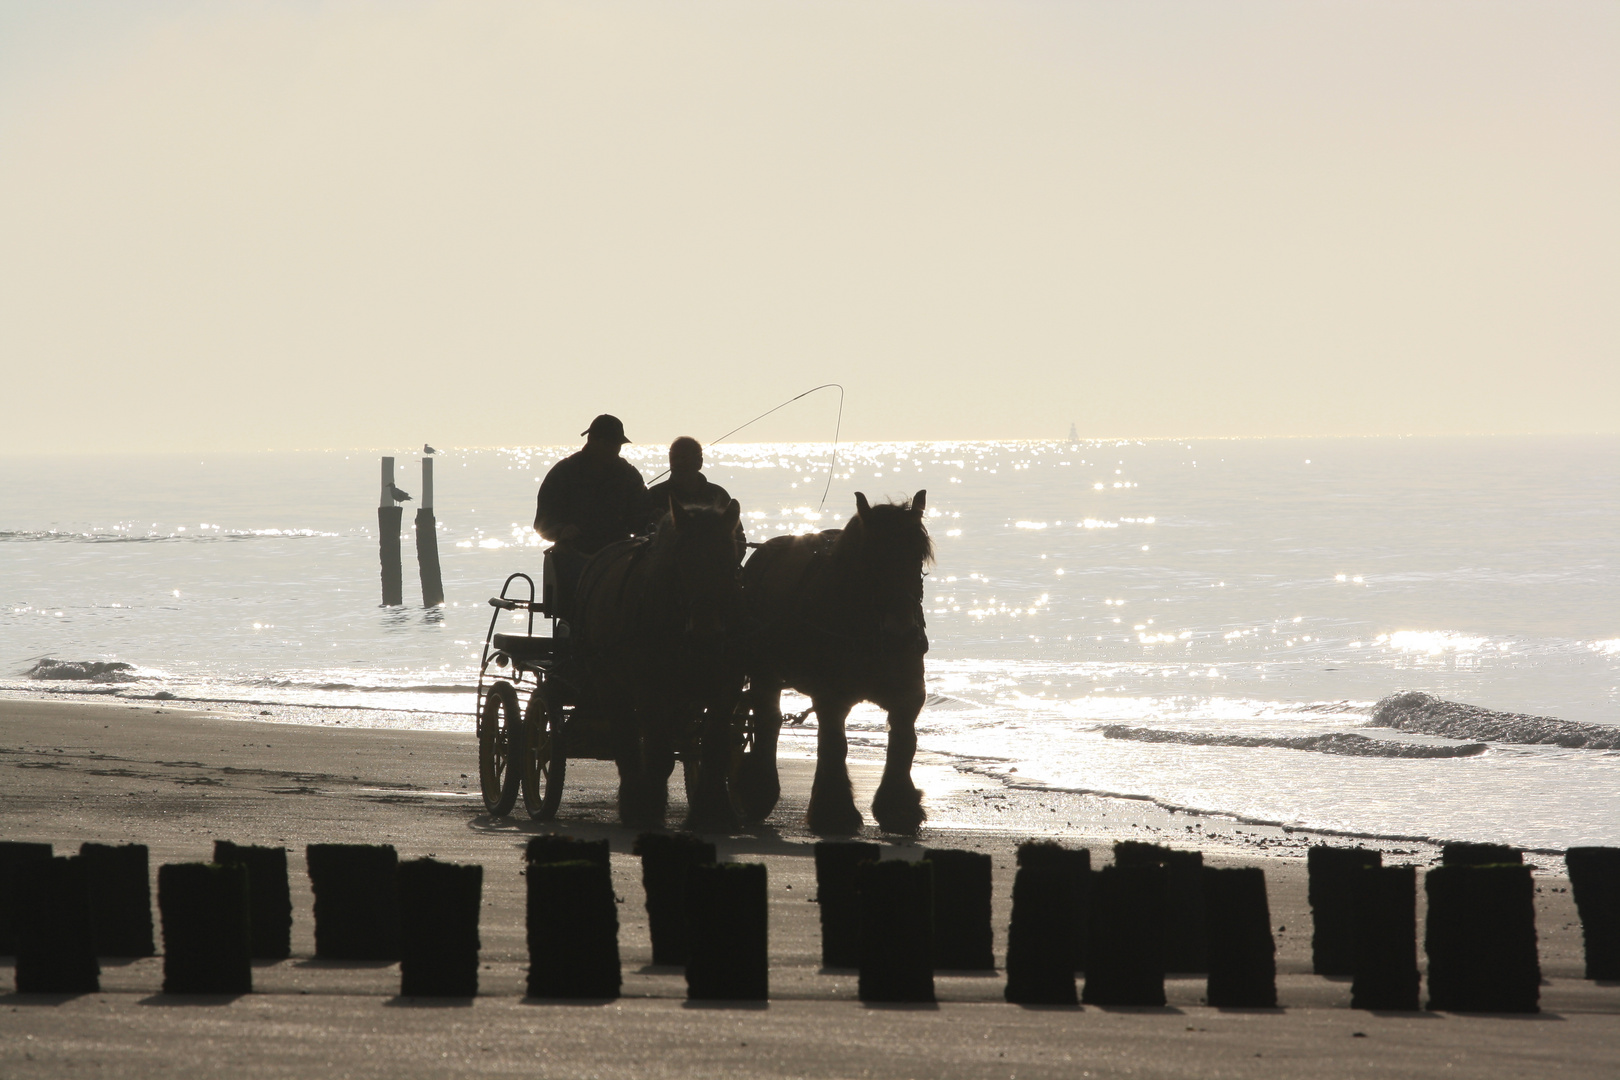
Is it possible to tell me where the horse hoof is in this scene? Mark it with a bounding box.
[686,806,739,834]
[618,787,666,831]
[806,802,865,837]
[738,789,780,826]
[735,759,781,824]
[872,785,927,835]
[685,785,739,834]
[623,808,667,830]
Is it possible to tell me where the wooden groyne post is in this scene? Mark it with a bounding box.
[415,455,445,607]
[378,457,404,607]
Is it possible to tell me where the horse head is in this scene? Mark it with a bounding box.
[664,497,744,639]
[847,490,933,644]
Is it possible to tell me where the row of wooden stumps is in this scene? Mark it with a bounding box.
[0,841,470,997]
[0,841,292,994]
[991,840,1620,1012]
[1304,841,1620,1013]
[378,454,443,608]
[4,838,1619,1004]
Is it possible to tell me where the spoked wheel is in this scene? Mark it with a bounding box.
[522,680,566,821]
[681,702,751,821]
[679,704,707,808]
[734,693,783,824]
[731,699,756,784]
[478,681,525,817]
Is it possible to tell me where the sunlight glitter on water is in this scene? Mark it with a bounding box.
[1383,630,1493,654]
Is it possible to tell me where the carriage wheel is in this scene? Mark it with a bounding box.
[734,692,784,824]
[478,681,525,817]
[731,697,756,782]
[678,704,707,807]
[680,747,701,808]
[522,680,566,821]
[680,702,751,819]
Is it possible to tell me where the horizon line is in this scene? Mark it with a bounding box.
[2,430,1617,458]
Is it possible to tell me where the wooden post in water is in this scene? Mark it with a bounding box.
[378,457,404,607]
[415,455,444,608]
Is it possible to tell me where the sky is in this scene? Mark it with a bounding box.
[0,0,1615,454]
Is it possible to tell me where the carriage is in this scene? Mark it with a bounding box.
[474,558,759,822]
[474,488,932,835]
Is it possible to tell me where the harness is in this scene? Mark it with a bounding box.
[762,532,928,654]
[577,527,744,652]
[570,535,650,646]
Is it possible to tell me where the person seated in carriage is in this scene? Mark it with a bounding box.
[533,414,647,621]
[643,436,748,562]
[642,436,732,530]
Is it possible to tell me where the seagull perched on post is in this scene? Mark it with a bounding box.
[423,444,437,455]
[387,483,413,503]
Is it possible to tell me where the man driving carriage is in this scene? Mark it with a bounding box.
[533,414,647,621]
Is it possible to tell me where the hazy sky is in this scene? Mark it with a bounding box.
[1,1,1615,453]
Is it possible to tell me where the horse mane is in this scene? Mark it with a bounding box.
[832,496,934,568]
[645,499,743,568]
[650,500,731,538]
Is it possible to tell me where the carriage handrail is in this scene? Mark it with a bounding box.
[488,596,543,611]
[481,573,541,680]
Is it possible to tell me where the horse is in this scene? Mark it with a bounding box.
[739,490,932,835]
[573,498,746,831]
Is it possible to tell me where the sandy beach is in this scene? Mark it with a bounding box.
[2,695,1617,1079]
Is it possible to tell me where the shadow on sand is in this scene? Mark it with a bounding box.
[0,992,95,1006]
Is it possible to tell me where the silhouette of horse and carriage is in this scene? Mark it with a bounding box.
[474,491,932,836]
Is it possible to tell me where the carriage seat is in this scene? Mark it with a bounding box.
[491,633,555,668]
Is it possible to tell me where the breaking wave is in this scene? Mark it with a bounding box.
[1099,724,1489,759]
[23,658,139,682]
[1370,691,1620,751]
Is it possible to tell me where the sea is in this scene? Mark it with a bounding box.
[3,436,1617,852]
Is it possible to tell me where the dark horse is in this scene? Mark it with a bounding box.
[574,498,746,831]
[740,490,932,835]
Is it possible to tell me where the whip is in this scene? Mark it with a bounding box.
[647,383,845,511]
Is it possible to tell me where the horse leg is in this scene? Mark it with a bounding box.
[641,713,674,828]
[601,678,648,827]
[806,699,863,836]
[735,676,784,824]
[871,691,927,835]
[614,712,649,828]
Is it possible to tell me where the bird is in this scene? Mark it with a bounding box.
[423,444,437,455]
[388,483,413,503]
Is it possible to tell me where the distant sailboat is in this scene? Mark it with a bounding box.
[1068,421,1078,443]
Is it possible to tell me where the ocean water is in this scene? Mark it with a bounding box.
[3,436,1617,850]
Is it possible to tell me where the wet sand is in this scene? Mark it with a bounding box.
[2,696,1616,1078]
